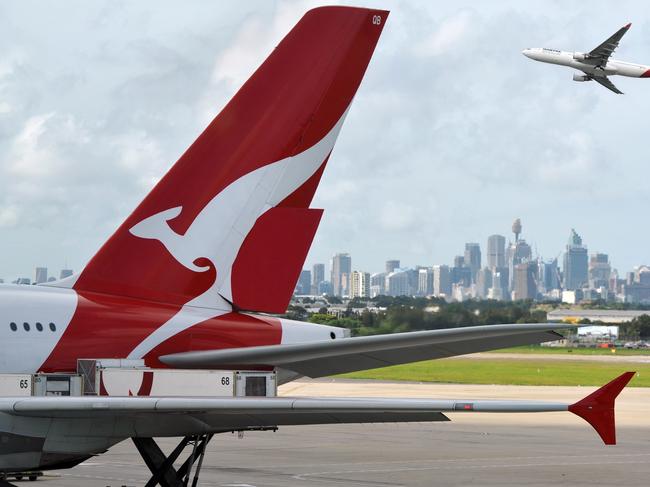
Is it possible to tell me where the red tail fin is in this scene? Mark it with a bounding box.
[64,7,388,312]
[568,371,635,445]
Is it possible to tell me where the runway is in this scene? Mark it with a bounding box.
[29,379,650,487]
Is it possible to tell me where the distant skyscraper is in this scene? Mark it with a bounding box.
[296,270,311,295]
[318,281,332,295]
[418,267,434,296]
[34,267,48,284]
[488,269,508,301]
[589,253,611,289]
[312,263,325,294]
[487,235,506,269]
[385,260,400,274]
[563,229,588,290]
[464,243,481,281]
[453,255,465,268]
[433,265,451,297]
[451,266,472,287]
[513,262,536,300]
[59,269,73,280]
[476,268,492,299]
[506,239,532,291]
[386,269,411,296]
[331,253,351,296]
[370,272,387,297]
[541,259,560,292]
[350,271,370,298]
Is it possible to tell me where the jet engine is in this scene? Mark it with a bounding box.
[572,73,590,82]
[573,52,587,61]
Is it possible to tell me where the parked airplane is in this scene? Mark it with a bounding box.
[522,23,649,94]
[0,6,635,486]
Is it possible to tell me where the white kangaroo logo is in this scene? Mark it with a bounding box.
[126,107,349,359]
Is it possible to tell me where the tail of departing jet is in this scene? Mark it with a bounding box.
[64,7,388,313]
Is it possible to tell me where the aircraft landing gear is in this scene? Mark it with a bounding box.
[132,434,213,487]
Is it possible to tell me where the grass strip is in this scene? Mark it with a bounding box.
[338,358,650,387]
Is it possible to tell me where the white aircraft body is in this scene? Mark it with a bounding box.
[523,23,650,94]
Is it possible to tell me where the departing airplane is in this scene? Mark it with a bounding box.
[522,23,650,94]
[0,6,635,486]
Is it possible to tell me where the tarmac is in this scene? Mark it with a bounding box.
[26,377,649,487]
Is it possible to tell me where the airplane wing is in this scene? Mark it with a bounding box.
[588,23,631,64]
[591,75,624,94]
[0,372,631,486]
[160,323,564,380]
[0,372,634,445]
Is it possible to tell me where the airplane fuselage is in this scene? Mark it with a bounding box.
[523,48,650,78]
[0,283,345,375]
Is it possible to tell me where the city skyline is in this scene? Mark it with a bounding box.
[297,220,650,304]
[3,2,650,279]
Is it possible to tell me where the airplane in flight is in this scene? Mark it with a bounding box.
[0,6,635,486]
[522,23,650,94]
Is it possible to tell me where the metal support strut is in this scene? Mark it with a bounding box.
[133,434,213,487]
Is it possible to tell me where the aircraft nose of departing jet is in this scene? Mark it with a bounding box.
[522,48,532,58]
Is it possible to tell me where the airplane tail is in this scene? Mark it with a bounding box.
[60,7,388,313]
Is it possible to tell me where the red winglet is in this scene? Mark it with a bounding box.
[568,372,635,445]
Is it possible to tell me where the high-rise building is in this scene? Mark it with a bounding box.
[330,253,351,296]
[513,262,536,300]
[296,270,311,295]
[453,255,465,268]
[451,266,472,287]
[506,239,532,291]
[417,267,434,296]
[311,263,325,294]
[589,253,611,289]
[563,229,588,290]
[318,281,332,295]
[386,269,411,296]
[350,271,370,298]
[488,269,508,300]
[34,267,48,284]
[540,259,560,292]
[487,234,506,269]
[476,268,492,299]
[385,260,400,274]
[464,243,481,281]
[433,265,451,297]
[59,269,74,280]
[370,272,387,297]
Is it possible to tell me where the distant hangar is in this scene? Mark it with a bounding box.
[547,309,650,324]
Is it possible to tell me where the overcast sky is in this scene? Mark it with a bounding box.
[2,0,650,281]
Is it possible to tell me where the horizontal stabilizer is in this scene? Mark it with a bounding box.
[160,323,563,378]
[568,371,635,445]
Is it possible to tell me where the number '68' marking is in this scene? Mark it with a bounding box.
[372,15,381,25]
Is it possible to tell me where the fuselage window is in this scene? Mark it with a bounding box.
[49,322,56,332]
[9,322,17,331]
[35,322,43,332]
[23,322,30,331]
